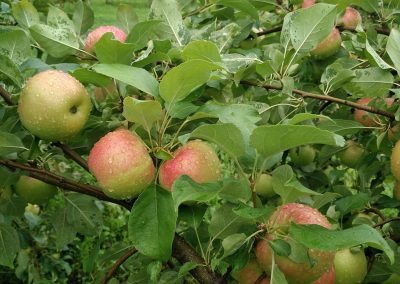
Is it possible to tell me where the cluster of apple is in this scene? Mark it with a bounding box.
[303,1,361,60]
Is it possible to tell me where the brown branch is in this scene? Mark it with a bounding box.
[102,247,137,284]
[364,207,386,222]
[0,85,14,106]
[241,81,395,119]
[373,217,400,228]
[53,142,89,171]
[256,26,282,36]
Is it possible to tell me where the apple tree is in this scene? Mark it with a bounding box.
[1,0,400,283]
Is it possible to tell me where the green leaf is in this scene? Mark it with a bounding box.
[250,125,345,157]
[190,123,245,157]
[387,29,400,74]
[289,3,336,53]
[232,203,274,221]
[70,68,112,87]
[122,98,162,131]
[94,33,137,64]
[125,20,171,51]
[0,131,27,157]
[365,39,393,70]
[221,233,247,259]
[344,68,394,98]
[159,59,219,103]
[321,61,356,92]
[318,119,364,135]
[50,205,77,249]
[117,4,138,32]
[335,193,370,215]
[172,175,221,211]
[178,261,201,278]
[0,30,32,65]
[289,223,395,264]
[12,0,39,29]
[0,223,20,268]
[351,0,379,13]
[72,0,94,35]
[270,254,288,284]
[129,185,177,261]
[0,54,24,87]
[287,113,332,125]
[217,0,259,21]
[47,6,76,34]
[182,40,222,63]
[93,64,159,97]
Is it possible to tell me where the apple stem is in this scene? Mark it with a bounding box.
[53,142,90,172]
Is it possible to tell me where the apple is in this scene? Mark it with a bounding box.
[383,274,400,284]
[88,128,155,199]
[337,140,364,168]
[390,140,400,181]
[311,28,342,60]
[393,182,400,201]
[14,176,58,205]
[256,203,334,284]
[289,145,316,167]
[84,25,127,53]
[232,259,264,284]
[302,0,315,8]
[334,248,367,284]
[25,203,40,215]
[93,82,117,103]
[18,70,92,142]
[158,140,221,191]
[388,123,400,141]
[312,265,335,284]
[354,98,394,127]
[339,7,361,30]
[254,173,276,198]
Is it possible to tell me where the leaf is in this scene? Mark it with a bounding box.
[178,262,201,278]
[335,193,370,215]
[365,39,393,70]
[222,53,262,73]
[320,61,356,92]
[12,0,39,29]
[289,223,395,264]
[150,0,190,46]
[210,23,241,53]
[221,233,247,259]
[129,185,177,261]
[232,203,274,221]
[190,123,245,157]
[117,4,138,32]
[70,68,112,87]
[0,30,32,65]
[159,59,219,103]
[47,6,76,34]
[94,33,137,64]
[250,125,345,157]
[72,1,94,35]
[172,175,221,211]
[0,131,27,157]
[122,98,162,131]
[289,4,336,53]
[182,40,222,63]
[387,29,400,74]
[0,54,24,87]
[50,205,77,249]
[318,119,364,135]
[217,0,259,21]
[270,254,288,284]
[125,20,171,51]
[93,64,159,97]
[0,223,20,268]
[287,113,332,125]
[344,68,394,98]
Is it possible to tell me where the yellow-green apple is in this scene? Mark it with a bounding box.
[18,70,92,141]
[311,28,342,60]
[334,248,367,284]
[84,25,127,53]
[339,7,361,30]
[158,140,221,191]
[289,145,316,167]
[354,98,394,127]
[254,173,276,198]
[393,182,400,201]
[14,176,58,205]
[256,203,334,284]
[390,140,400,181]
[88,129,155,199]
[338,140,364,168]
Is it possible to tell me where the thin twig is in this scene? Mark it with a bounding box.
[0,85,14,106]
[256,26,282,36]
[373,217,400,228]
[53,142,89,171]
[241,81,395,119]
[101,247,137,284]
[364,207,386,222]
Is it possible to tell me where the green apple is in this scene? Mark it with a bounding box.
[334,248,367,284]
[254,173,276,198]
[289,145,316,167]
[14,176,58,205]
[18,70,92,141]
[338,141,364,168]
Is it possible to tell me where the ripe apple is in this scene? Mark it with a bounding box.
[18,70,92,142]
[14,176,58,205]
[337,140,364,168]
[256,203,334,284]
[334,248,367,284]
[232,259,264,284]
[302,0,315,8]
[84,25,127,53]
[354,98,394,127]
[339,7,361,30]
[312,265,335,284]
[390,140,400,181]
[311,28,342,60]
[88,129,155,199]
[289,145,316,167]
[158,140,221,191]
[393,182,400,201]
[254,173,276,198]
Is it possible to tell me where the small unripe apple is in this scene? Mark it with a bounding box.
[393,182,400,201]
[15,176,58,205]
[256,203,334,284]
[88,129,155,199]
[390,140,400,181]
[337,141,364,168]
[354,98,394,127]
[84,25,127,53]
[312,265,335,284]
[289,145,316,167]
[311,28,342,60]
[334,248,367,284]
[159,140,221,191]
[339,7,361,30]
[18,70,92,141]
[302,0,315,8]
[232,259,264,284]
[254,173,276,198]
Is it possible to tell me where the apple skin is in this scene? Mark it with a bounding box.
[233,259,264,284]
[337,140,364,168]
[84,25,127,53]
[289,145,316,167]
[158,140,221,191]
[390,140,400,181]
[88,129,155,199]
[393,182,400,201]
[312,265,335,284]
[311,28,342,60]
[256,203,334,284]
[14,176,58,205]
[334,248,367,284]
[340,7,361,30]
[354,98,394,127]
[254,173,276,198]
[18,70,92,142]
[93,82,117,103]
[302,0,315,8]
[388,123,400,142]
